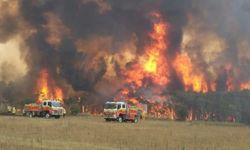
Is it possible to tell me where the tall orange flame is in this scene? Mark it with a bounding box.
[114,12,175,119]
[36,69,63,102]
[123,12,170,87]
[173,53,208,93]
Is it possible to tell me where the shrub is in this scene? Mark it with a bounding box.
[240,111,250,125]
[70,104,81,115]
[176,105,188,121]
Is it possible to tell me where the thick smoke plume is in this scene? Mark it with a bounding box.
[0,0,249,104]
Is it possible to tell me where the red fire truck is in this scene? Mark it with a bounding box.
[23,100,66,119]
[103,101,141,123]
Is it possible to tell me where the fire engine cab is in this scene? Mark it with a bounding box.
[104,101,140,123]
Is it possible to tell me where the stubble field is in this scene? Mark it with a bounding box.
[0,116,250,150]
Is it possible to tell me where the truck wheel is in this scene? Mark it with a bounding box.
[45,113,50,119]
[118,116,123,123]
[55,116,60,119]
[41,112,46,117]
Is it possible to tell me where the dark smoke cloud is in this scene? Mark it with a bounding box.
[19,0,156,93]
[0,1,20,43]
[175,0,250,90]
[0,0,250,103]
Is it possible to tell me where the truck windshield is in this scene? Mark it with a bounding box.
[104,103,116,109]
[52,102,62,107]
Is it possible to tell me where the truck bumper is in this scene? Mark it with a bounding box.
[104,114,117,120]
[51,112,63,116]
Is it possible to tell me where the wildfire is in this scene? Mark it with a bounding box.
[144,54,157,73]
[224,64,236,92]
[113,12,179,119]
[148,102,176,120]
[124,12,170,87]
[173,53,208,93]
[36,69,63,102]
[226,77,235,92]
[240,83,250,90]
[113,12,250,121]
[112,12,173,118]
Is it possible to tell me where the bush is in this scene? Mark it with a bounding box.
[240,111,250,125]
[176,105,188,121]
[70,104,81,115]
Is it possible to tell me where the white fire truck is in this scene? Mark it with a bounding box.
[23,100,66,119]
[103,101,141,123]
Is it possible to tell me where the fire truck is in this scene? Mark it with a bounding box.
[23,100,66,119]
[104,101,141,123]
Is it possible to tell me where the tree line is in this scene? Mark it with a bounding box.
[171,90,250,124]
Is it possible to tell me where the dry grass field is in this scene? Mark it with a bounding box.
[0,116,250,150]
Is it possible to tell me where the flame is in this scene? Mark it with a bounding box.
[144,54,157,73]
[36,69,63,102]
[114,12,176,119]
[226,77,235,92]
[173,53,208,93]
[37,69,49,101]
[144,20,168,74]
[54,86,63,100]
[123,12,170,87]
[121,88,129,96]
[240,83,250,90]
[148,101,176,120]
[210,82,217,92]
[223,64,235,92]
[166,107,176,120]
[113,12,173,119]
[143,16,170,86]
[128,98,139,105]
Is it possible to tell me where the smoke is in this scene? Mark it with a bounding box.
[182,0,250,82]
[0,0,249,103]
[0,36,27,84]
